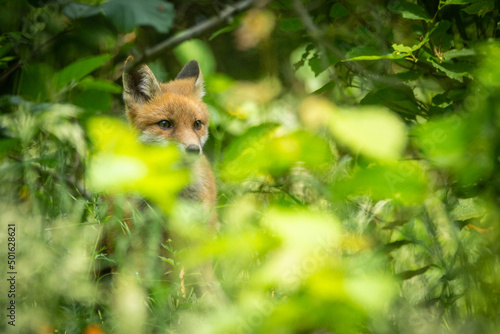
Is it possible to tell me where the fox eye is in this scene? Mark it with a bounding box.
[158,120,172,129]
[194,120,202,130]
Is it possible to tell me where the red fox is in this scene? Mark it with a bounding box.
[121,57,223,302]
[122,57,217,227]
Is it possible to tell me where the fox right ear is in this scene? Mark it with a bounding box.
[176,60,205,99]
[122,56,161,106]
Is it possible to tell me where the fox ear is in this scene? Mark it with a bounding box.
[176,60,205,98]
[122,56,161,106]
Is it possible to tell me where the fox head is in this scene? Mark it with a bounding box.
[122,57,209,155]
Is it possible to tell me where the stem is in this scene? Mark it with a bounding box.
[127,0,265,70]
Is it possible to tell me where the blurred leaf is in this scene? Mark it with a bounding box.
[209,21,239,41]
[328,105,408,161]
[414,114,494,184]
[442,0,480,4]
[382,240,413,252]
[329,3,349,19]
[19,63,54,101]
[280,17,304,31]
[397,265,431,280]
[334,161,428,205]
[86,117,189,212]
[451,198,487,221]
[429,59,473,82]
[103,0,175,33]
[63,2,102,19]
[72,89,113,112]
[54,54,112,91]
[345,46,406,61]
[462,0,494,16]
[388,1,431,21]
[173,39,216,76]
[0,138,20,158]
[443,48,476,60]
[78,77,122,94]
[220,124,333,181]
[361,85,421,118]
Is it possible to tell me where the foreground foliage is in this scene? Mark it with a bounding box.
[0,0,499,333]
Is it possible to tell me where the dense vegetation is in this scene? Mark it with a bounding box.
[1,0,500,333]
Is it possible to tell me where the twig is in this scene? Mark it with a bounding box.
[0,29,74,84]
[128,0,264,70]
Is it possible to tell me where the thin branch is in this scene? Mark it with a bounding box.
[0,29,74,84]
[128,0,264,69]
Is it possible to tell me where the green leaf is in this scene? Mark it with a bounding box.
[333,161,428,204]
[329,3,349,19]
[173,39,216,76]
[397,266,431,280]
[442,0,478,4]
[443,48,476,60]
[19,63,54,101]
[103,0,175,33]
[159,256,175,266]
[328,106,408,161]
[63,2,102,19]
[392,44,413,54]
[73,89,113,112]
[53,54,112,91]
[78,77,122,94]
[209,22,239,41]
[220,125,332,181]
[388,1,431,21]
[280,18,304,31]
[0,138,20,158]
[360,85,421,118]
[451,198,487,221]
[220,123,278,181]
[429,59,473,82]
[462,0,494,16]
[413,114,494,184]
[345,46,407,61]
[308,55,324,77]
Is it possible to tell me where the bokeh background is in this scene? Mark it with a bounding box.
[1,0,500,333]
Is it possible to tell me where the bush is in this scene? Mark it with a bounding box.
[1,1,499,333]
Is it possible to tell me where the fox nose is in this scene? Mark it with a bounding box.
[186,145,201,154]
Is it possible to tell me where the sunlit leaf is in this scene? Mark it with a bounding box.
[86,117,189,212]
[345,46,406,61]
[173,39,216,76]
[220,124,333,181]
[333,161,428,205]
[328,105,408,161]
[451,198,487,221]
[414,114,494,184]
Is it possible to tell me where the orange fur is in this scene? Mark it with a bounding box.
[123,57,217,227]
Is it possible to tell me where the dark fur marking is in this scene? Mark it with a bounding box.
[176,60,200,80]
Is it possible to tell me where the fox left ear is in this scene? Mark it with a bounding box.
[176,60,205,99]
[122,56,161,106]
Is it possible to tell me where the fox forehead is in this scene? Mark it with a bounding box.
[133,92,208,129]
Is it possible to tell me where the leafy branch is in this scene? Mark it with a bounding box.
[127,0,266,70]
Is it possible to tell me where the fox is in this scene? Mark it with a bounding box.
[121,57,223,302]
[122,57,217,227]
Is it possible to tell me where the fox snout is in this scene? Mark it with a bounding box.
[185,144,201,155]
